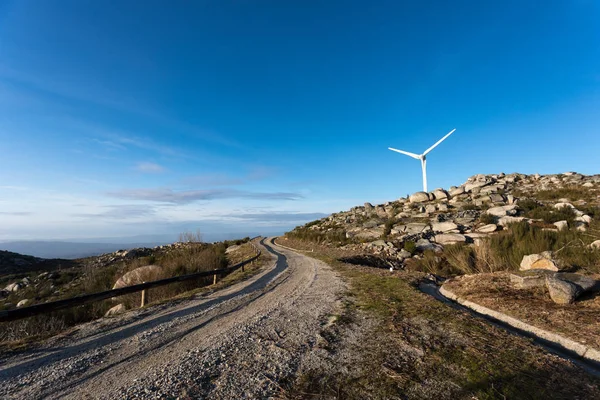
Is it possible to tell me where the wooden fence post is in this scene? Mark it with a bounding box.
[213,274,217,285]
[140,289,147,307]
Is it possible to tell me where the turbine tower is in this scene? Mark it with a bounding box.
[388,129,456,193]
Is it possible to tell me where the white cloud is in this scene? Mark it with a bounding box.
[135,162,165,173]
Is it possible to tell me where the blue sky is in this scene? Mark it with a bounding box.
[0,1,599,241]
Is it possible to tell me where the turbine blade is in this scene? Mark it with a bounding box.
[423,128,456,156]
[388,147,421,159]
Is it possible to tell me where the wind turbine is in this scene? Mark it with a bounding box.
[388,129,456,193]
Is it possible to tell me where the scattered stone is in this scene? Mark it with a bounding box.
[554,220,568,231]
[485,205,518,217]
[590,240,600,250]
[433,233,467,245]
[520,252,561,272]
[431,221,459,233]
[17,299,31,308]
[497,216,525,226]
[554,202,574,210]
[4,282,22,292]
[105,303,126,317]
[476,224,497,233]
[546,275,579,304]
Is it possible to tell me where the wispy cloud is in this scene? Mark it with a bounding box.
[73,205,156,219]
[92,138,126,151]
[182,166,279,187]
[0,211,33,216]
[107,188,303,204]
[226,212,327,222]
[135,162,165,173]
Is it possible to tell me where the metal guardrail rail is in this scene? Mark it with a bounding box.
[0,243,261,323]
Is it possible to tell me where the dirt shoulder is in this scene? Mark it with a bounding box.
[444,272,600,349]
[277,238,600,399]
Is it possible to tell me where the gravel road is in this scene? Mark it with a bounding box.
[0,238,346,399]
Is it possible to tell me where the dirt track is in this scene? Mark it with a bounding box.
[0,238,345,399]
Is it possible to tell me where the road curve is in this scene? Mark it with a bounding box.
[0,238,345,399]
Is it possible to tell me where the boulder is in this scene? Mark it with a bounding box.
[433,233,467,245]
[409,192,430,203]
[416,238,438,252]
[105,303,126,317]
[489,193,505,203]
[431,221,459,233]
[465,180,491,192]
[476,224,497,233]
[510,273,547,289]
[4,282,22,292]
[398,249,412,259]
[449,186,465,197]
[583,182,594,187]
[424,204,437,214]
[497,216,525,226]
[546,275,579,304]
[555,273,599,292]
[394,223,430,235]
[590,240,600,250]
[553,220,568,231]
[432,189,449,200]
[554,202,574,210]
[16,299,31,308]
[485,205,518,217]
[520,252,561,272]
[113,265,163,289]
[364,202,374,210]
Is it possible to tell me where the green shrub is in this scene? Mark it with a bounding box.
[478,213,498,225]
[403,241,417,255]
[526,205,576,224]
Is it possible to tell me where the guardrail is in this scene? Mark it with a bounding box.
[0,242,262,323]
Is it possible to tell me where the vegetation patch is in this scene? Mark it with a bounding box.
[444,272,600,349]
[278,240,600,399]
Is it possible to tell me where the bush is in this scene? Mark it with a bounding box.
[526,205,576,224]
[381,218,397,239]
[478,213,498,225]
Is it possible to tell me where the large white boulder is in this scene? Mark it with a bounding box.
[432,189,449,200]
[520,252,560,272]
[17,299,31,308]
[449,186,465,197]
[553,220,568,231]
[485,205,518,217]
[476,224,497,233]
[431,221,459,233]
[113,265,163,289]
[433,233,467,245]
[409,192,430,203]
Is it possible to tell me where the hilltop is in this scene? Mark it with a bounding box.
[284,171,600,274]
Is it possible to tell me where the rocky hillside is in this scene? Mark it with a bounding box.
[286,172,600,272]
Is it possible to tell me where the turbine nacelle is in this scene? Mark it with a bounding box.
[388,129,456,193]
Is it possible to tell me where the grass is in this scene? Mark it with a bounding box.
[0,240,260,349]
[408,221,600,276]
[277,239,600,399]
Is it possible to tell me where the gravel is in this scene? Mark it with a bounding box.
[0,238,346,399]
